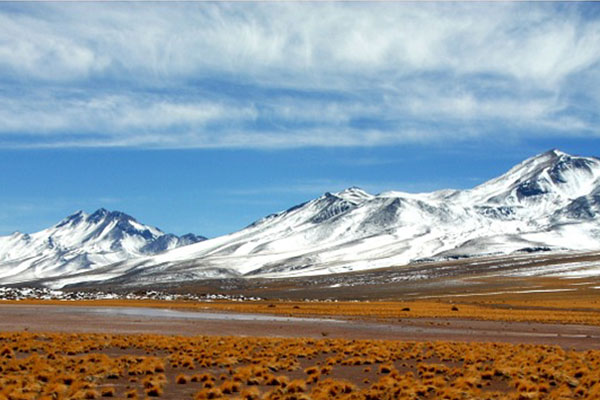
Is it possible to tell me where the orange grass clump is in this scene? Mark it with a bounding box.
[1,331,600,399]
[100,386,115,397]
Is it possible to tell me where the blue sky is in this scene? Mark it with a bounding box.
[1,2,599,237]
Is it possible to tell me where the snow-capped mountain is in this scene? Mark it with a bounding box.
[2,149,600,288]
[0,209,206,284]
[37,149,600,289]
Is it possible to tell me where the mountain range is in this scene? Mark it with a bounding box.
[1,149,599,289]
[0,209,205,285]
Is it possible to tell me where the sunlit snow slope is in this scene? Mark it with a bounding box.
[41,149,600,288]
[0,209,205,284]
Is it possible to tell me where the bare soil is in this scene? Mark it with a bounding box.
[1,304,599,350]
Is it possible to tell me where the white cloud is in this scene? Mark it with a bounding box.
[0,94,255,134]
[2,3,598,83]
[0,3,598,148]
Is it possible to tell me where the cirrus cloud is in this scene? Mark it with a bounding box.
[0,2,598,149]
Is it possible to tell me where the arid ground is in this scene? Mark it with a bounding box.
[3,254,600,399]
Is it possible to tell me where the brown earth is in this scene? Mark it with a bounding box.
[4,252,600,398]
[63,250,600,301]
[1,304,600,351]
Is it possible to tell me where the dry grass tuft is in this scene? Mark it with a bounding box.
[175,373,189,384]
[100,386,115,397]
[1,331,600,399]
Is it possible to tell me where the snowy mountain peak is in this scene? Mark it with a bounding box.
[55,210,87,228]
[469,150,600,205]
[88,208,131,223]
[542,148,567,158]
[517,149,596,173]
[0,209,206,285]
[334,187,373,204]
[90,207,109,216]
[2,150,600,289]
[55,208,159,241]
[56,208,138,227]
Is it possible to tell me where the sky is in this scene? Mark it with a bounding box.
[1,2,600,238]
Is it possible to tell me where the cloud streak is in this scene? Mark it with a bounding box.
[0,2,599,149]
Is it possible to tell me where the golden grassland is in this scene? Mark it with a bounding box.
[2,331,600,399]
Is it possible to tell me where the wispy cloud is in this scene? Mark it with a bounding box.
[0,3,599,149]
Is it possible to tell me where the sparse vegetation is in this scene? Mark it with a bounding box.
[0,331,600,399]
[5,275,600,326]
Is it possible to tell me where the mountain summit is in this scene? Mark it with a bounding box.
[467,149,600,206]
[2,150,600,288]
[0,209,206,284]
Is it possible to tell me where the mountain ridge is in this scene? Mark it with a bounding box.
[1,149,600,288]
[0,208,206,284]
